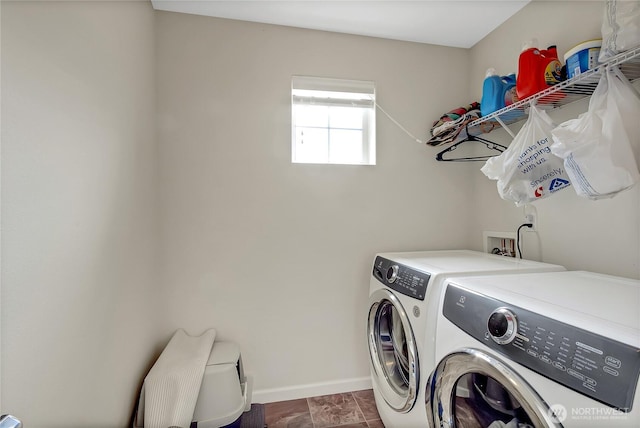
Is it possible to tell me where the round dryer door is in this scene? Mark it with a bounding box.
[368,288,419,413]
[426,348,562,427]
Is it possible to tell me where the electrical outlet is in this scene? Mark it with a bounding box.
[524,213,537,231]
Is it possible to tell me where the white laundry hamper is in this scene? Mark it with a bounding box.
[192,341,252,428]
[133,339,252,428]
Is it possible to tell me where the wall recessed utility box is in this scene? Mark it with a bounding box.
[483,231,517,257]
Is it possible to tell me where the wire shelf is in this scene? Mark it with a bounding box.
[468,45,640,135]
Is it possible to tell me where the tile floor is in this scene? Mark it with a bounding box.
[264,389,385,428]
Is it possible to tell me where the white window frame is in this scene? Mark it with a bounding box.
[291,76,376,165]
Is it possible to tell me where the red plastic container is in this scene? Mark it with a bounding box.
[516,44,562,100]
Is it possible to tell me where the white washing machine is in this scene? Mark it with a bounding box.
[367,250,565,427]
[427,271,640,427]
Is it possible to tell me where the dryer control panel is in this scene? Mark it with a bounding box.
[373,256,430,301]
[443,283,640,411]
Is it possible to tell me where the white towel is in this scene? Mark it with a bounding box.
[137,328,216,428]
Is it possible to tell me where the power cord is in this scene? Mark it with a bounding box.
[516,223,533,259]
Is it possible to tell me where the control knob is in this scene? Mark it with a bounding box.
[487,307,517,345]
[386,265,399,283]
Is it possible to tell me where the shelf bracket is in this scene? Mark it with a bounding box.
[494,115,516,139]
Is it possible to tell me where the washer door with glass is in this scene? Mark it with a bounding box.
[368,288,419,413]
[426,348,562,427]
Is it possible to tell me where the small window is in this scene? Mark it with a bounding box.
[292,76,376,165]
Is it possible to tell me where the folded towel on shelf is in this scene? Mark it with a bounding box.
[134,328,216,428]
[427,102,482,146]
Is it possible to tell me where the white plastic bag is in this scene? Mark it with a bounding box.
[550,67,640,200]
[481,104,572,206]
[599,0,640,62]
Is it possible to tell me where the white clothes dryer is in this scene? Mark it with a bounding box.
[367,250,565,427]
[427,271,640,427]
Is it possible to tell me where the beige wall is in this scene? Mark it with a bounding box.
[156,11,473,401]
[2,1,475,421]
[1,1,160,426]
[468,0,640,279]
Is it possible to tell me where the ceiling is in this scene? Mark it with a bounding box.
[150,0,531,49]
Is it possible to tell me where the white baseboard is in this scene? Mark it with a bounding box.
[251,376,373,404]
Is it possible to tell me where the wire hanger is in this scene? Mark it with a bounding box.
[374,97,509,161]
[436,124,508,162]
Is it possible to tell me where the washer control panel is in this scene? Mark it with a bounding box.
[373,256,430,301]
[443,283,640,411]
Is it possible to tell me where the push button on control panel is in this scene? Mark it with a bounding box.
[603,366,620,377]
[567,368,585,381]
[553,362,566,371]
[606,356,622,369]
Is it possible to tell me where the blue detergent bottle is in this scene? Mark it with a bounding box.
[480,68,518,117]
